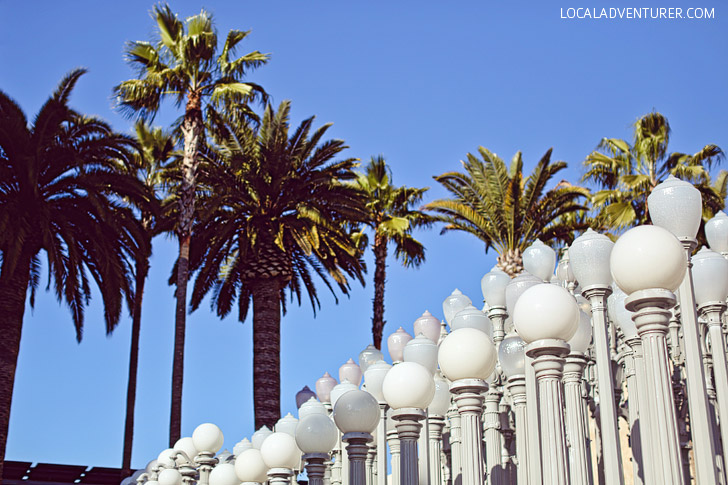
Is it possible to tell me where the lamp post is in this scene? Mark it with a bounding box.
[648,175,721,484]
[383,361,436,485]
[359,345,385,373]
[693,247,728,473]
[563,311,594,485]
[386,410,402,485]
[414,311,443,344]
[387,327,414,364]
[330,379,359,485]
[499,333,528,485]
[513,283,580,485]
[611,224,687,485]
[333,389,381,485]
[439,328,497,485]
[482,268,510,347]
[428,375,451,485]
[192,423,224,485]
[364,359,393,485]
[569,228,624,485]
[609,287,649,485]
[235,448,269,485]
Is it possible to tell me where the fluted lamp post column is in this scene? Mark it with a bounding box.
[261,432,302,485]
[428,375,451,485]
[364,359,393,485]
[296,413,338,485]
[235,448,270,485]
[499,333,528,485]
[648,175,721,484]
[693,247,728,474]
[383,361,437,485]
[569,229,624,485]
[563,311,594,485]
[438,328,498,485]
[611,224,688,485]
[333,389,381,485]
[513,283,580,485]
[609,287,649,485]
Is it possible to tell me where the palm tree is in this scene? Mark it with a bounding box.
[120,121,176,476]
[114,4,269,443]
[424,147,590,276]
[350,156,432,349]
[0,70,149,479]
[188,101,366,428]
[583,112,724,229]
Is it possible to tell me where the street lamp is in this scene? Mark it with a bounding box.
[439,327,497,485]
[260,432,301,485]
[611,224,687,485]
[413,310,442,343]
[523,239,556,282]
[333,389,380,485]
[387,327,413,364]
[363,360,392,485]
[499,332,528,485]
[359,345,384,373]
[482,267,510,346]
[235,448,269,484]
[296,413,338,485]
[192,423,224,485]
[513,283,579,485]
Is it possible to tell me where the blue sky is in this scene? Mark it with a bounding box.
[1,0,726,471]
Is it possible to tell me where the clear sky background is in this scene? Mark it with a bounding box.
[0,0,726,472]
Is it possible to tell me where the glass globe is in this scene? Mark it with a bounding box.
[648,175,702,240]
[569,229,614,288]
[363,360,392,403]
[387,327,413,362]
[523,239,557,281]
[274,413,298,437]
[498,332,526,378]
[235,448,269,482]
[295,386,316,409]
[339,358,362,387]
[173,437,197,463]
[251,426,272,450]
[208,463,240,485]
[330,379,358,408]
[158,468,182,485]
[403,334,438,373]
[608,286,638,340]
[568,311,593,354]
[450,304,493,339]
[296,413,338,454]
[382,361,436,410]
[505,272,542,316]
[315,372,337,403]
[706,211,728,253]
[442,289,473,325]
[260,432,301,470]
[333,389,380,433]
[298,397,327,419]
[513,284,580,343]
[438,328,497,381]
[192,423,224,454]
[481,267,511,307]
[428,375,451,417]
[692,247,728,305]
[413,310,442,343]
[358,345,384,373]
[610,225,686,294]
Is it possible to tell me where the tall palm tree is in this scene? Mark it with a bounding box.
[188,101,366,428]
[114,4,269,443]
[583,112,724,229]
[350,156,432,349]
[120,121,175,476]
[0,70,149,480]
[424,147,589,276]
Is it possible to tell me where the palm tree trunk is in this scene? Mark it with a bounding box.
[122,255,149,476]
[0,253,32,482]
[169,100,203,446]
[372,234,388,350]
[252,278,283,429]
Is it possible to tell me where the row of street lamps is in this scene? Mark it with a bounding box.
[126,175,728,485]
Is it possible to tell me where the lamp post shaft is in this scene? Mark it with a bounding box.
[628,289,686,485]
[563,353,593,485]
[624,338,647,485]
[506,376,529,485]
[701,303,728,479]
[451,379,488,485]
[419,415,431,485]
[428,416,446,485]
[582,286,624,485]
[484,387,504,485]
[446,403,462,485]
[393,408,426,485]
[304,453,329,485]
[524,355,542,485]
[268,468,294,485]
[377,404,388,485]
[676,241,721,484]
[526,339,570,485]
[344,432,372,485]
[387,429,401,485]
